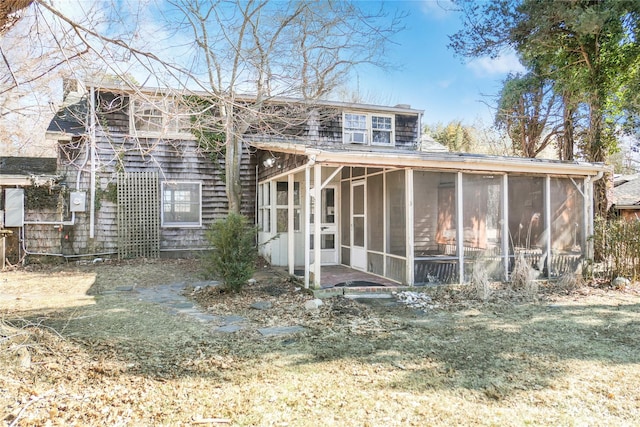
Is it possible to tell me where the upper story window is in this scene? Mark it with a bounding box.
[161,181,202,227]
[343,112,394,146]
[131,97,193,138]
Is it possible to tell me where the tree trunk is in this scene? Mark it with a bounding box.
[225,132,243,214]
[588,94,608,217]
[561,98,574,161]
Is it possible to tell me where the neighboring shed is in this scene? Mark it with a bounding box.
[0,156,61,266]
[611,175,640,220]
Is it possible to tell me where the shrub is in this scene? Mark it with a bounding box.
[470,256,492,302]
[510,252,539,301]
[202,213,257,292]
[557,272,583,292]
[593,217,640,281]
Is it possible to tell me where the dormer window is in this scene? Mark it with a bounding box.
[131,96,193,139]
[344,113,368,144]
[343,112,394,146]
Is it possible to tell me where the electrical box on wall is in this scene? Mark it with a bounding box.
[4,188,24,227]
[70,191,87,212]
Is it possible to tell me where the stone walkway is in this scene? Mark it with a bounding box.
[133,282,304,336]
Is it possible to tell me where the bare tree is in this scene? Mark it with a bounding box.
[159,0,404,212]
[2,0,404,213]
[494,73,562,159]
[0,3,92,156]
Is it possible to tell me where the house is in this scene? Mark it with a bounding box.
[611,175,640,220]
[4,80,607,288]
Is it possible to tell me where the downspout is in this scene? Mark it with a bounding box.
[304,160,312,289]
[417,112,423,150]
[585,170,605,262]
[20,121,93,257]
[456,172,464,283]
[89,85,96,239]
[544,176,552,279]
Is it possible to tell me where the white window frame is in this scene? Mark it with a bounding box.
[258,182,271,233]
[275,181,301,233]
[342,112,395,146]
[130,96,194,139]
[371,115,394,146]
[161,181,202,227]
[343,113,368,144]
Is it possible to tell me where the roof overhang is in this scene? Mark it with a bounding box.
[251,142,609,177]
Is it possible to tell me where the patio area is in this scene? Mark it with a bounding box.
[275,265,415,297]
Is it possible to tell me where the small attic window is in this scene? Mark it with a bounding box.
[131,96,193,139]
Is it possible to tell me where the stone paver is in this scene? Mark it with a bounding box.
[257,326,305,337]
[134,283,304,336]
[214,324,244,333]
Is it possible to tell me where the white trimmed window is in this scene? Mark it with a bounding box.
[343,112,394,146]
[276,181,300,233]
[371,115,393,144]
[343,113,368,144]
[131,96,193,138]
[161,181,202,227]
[258,182,271,233]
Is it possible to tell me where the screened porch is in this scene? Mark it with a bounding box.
[256,149,604,289]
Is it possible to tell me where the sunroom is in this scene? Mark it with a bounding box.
[254,144,607,289]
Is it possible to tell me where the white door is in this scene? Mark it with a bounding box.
[351,181,366,270]
[311,186,338,265]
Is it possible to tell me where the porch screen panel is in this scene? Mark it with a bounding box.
[117,171,160,259]
[413,171,459,284]
[367,174,384,252]
[367,174,384,275]
[368,252,384,276]
[462,174,504,282]
[508,176,546,273]
[385,170,406,256]
[550,177,584,276]
[340,180,350,266]
[386,256,406,283]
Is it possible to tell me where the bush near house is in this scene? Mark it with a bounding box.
[202,213,258,292]
[593,217,640,281]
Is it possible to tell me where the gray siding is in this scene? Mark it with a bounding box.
[48,90,256,257]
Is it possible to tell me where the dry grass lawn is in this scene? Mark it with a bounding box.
[1,259,640,426]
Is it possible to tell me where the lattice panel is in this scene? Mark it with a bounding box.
[117,172,160,259]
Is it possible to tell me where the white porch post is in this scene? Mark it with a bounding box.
[406,169,414,286]
[585,176,594,261]
[287,173,295,275]
[544,175,552,279]
[456,172,464,283]
[304,166,311,289]
[313,163,322,288]
[383,171,387,277]
[502,174,510,281]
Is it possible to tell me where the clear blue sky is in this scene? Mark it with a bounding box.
[354,1,525,126]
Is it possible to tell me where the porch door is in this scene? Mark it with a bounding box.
[311,186,338,265]
[351,180,366,270]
